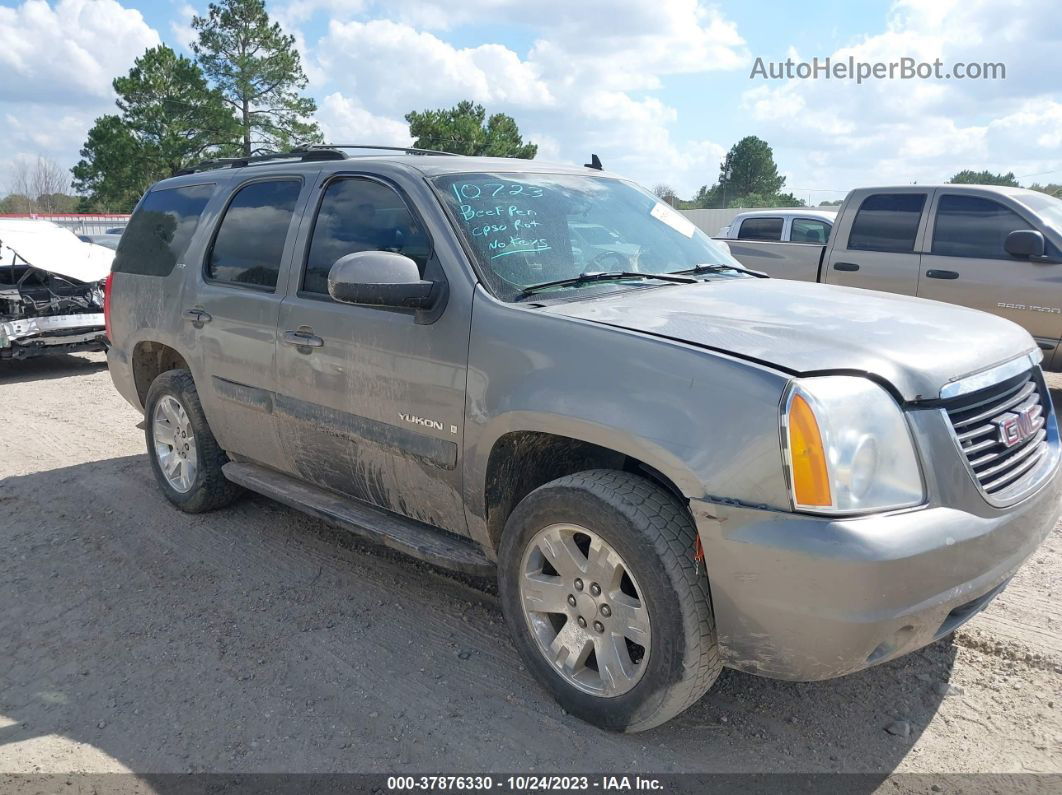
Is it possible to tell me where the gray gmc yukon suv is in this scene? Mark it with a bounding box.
[107,146,1062,732]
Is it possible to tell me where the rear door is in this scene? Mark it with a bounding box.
[183,174,311,469]
[271,172,470,533]
[823,189,932,295]
[917,192,1062,352]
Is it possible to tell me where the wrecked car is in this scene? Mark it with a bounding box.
[0,219,111,360]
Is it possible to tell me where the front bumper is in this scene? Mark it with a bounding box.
[693,456,1061,681]
[0,313,106,359]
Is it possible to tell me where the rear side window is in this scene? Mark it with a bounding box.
[933,195,1033,259]
[791,217,831,244]
[302,178,430,295]
[737,217,783,241]
[847,193,926,252]
[207,180,301,289]
[113,183,214,276]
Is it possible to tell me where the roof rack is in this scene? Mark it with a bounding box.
[175,143,458,176]
[310,144,459,157]
[175,147,348,176]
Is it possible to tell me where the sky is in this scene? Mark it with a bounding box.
[1,0,1060,205]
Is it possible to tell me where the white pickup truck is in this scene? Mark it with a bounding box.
[718,208,836,243]
[719,185,1062,370]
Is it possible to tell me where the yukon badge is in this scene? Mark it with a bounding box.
[399,412,445,432]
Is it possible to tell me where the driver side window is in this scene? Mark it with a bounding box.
[302,178,430,295]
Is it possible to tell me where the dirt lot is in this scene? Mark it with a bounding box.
[1,353,1060,779]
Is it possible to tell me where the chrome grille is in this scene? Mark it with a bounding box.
[944,368,1052,502]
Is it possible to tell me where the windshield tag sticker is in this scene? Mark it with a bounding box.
[650,203,696,238]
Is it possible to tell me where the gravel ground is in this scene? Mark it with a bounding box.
[0,353,1060,778]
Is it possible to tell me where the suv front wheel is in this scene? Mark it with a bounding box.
[498,469,721,732]
[144,369,242,513]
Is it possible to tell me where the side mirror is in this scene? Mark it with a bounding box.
[1005,229,1046,259]
[328,251,435,309]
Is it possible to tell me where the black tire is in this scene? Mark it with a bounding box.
[144,369,242,513]
[498,469,721,732]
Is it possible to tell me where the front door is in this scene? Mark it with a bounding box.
[272,174,470,535]
[917,192,1062,353]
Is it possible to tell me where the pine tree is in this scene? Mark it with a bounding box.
[192,0,321,155]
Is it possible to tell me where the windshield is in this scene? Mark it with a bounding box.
[433,172,742,301]
[1020,191,1062,238]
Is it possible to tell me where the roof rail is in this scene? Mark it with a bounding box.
[174,147,349,176]
[310,144,459,157]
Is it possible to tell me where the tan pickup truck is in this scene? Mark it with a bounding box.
[720,185,1062,370]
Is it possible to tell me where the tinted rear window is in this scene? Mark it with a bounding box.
[737,217,783,241]
[847,193,926,252]
[791,217,831,244]
[113,184,215,276]
[206,180,301,290]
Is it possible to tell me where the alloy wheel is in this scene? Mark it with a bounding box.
[518,523,651,697]
[152,395,198,493]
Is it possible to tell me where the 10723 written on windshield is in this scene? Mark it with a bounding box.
[447,179,553,261]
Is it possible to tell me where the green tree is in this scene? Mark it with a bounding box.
[0,194,36,213]
[36,193,79,212]
[72,115,145,211]
[729,191,805,208]
[718,136,786,203]
[1028,182,1062,197]
[405,101,537,158]
[948,169,1020,187]
[72,46,239,211]
[688,136,790,208]
[193,0,321,155]
[690,183,720,209]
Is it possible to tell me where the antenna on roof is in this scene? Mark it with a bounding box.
[584,154,603,170]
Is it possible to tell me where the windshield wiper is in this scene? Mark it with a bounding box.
[672,263,769,279]
[518,271,697,298]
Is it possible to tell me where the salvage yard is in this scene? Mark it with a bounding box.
[1,353,1060,776]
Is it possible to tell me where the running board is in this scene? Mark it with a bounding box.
[222,462,495,577]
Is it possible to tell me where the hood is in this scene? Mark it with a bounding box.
[0,220,114,283]
[543,278,1037,401]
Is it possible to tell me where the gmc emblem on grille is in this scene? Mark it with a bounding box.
[994,405,1038,448]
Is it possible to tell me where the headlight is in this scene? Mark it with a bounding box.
[781,376,924,514]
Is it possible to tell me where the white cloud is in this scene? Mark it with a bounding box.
[317,19,554,112]
[0,0,159,106]
[307,1,748,194]
[740,0,1062,194]
[316,92,413,146]
[0,0,160,193]
[170,3,197,52]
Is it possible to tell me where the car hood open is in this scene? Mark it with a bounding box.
[0,220,113,283]
[543,278,1037,401]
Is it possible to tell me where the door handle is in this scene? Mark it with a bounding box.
[282,328,324,349]
[833,262,860,272]
[183,307,211,327]
[926,269,959,280]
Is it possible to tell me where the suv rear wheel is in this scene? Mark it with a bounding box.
[144,369,242,513]
[498,469,721,732]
